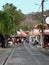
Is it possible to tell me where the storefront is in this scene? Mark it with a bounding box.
[43,30,49,47]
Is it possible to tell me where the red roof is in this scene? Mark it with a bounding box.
[15,34,26,37]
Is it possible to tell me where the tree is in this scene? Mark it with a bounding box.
[3,3,24,25]
[0,11,15,35]
[38,24,48,31]
[0,3,24,36]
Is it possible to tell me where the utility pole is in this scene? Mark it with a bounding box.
[41,0,44,33]
[41,0,45,47]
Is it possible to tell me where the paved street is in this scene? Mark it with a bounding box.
[4,42,49,65]
[0,47,12,65]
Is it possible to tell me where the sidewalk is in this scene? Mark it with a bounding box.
[0,47,13,65]
[36,44,49,55]
[30,43,49,55]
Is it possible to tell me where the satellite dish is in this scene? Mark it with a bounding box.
[45,17,49,24]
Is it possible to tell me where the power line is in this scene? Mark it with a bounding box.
[35,0,43,12]
[43,0,49,11]
[37,4,42,12]
[37,0,48,12]
[45,0,48,2]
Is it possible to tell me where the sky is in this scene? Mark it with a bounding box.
[0,0,49,14]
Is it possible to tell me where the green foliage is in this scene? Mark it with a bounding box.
[0,11,14,35]
[38,24,43,30]
[3,3,24,25]
[20,25,28,31]
[0,3,24,35]
[38,24,46,30]
[0,22,5,34]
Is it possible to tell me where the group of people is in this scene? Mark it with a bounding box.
[16,38,23,45]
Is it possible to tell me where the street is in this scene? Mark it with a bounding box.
[4,42,49,65]
[0,0,49,65]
